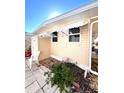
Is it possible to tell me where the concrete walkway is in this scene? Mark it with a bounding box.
[25,59,60,93]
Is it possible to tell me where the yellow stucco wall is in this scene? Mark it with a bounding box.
[38,37,51,60]
[36,7,98,66]
[51,25,89,66]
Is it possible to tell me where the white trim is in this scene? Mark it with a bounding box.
[51,31,58,42]
[50,55,63,61]
[31,36,39,64]
[39,32,51,37]
[84,70,88,78]
[77,64,89,71]
[77,64,98,76]
[89,20,98,72]
[90,16,98,20]
[90,70,98,76]
[37,20,88,37]
[65,21,88,30]
[69,33,80,36]
[68,28,80,42]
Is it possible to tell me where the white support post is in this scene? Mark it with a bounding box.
[31,35,39,64]
[84,70,88,78]
[28,55,32,69]
[88,17,98,75]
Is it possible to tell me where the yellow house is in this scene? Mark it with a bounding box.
[32,1,98,75]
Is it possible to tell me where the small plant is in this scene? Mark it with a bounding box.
[45,63,75,93]
[25,46,31,57]
[26,46,31,52]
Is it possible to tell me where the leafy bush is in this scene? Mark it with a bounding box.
[45,63,75,93]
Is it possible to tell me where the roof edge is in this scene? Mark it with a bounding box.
[33,1,98,34]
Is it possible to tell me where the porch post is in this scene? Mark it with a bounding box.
[89,20,98,75]
[31,35,39,65]
[89,19,92,69]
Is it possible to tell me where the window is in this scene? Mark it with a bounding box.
[52,32,58,42]
[69,27,80,42]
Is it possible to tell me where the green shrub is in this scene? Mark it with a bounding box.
[45,63,75,93]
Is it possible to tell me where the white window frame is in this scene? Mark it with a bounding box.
[52,31,58,42]
[69,27,80,42]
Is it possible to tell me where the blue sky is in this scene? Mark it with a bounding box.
[25,0,96,33]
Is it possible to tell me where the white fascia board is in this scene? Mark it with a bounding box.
[42,1,98,26]
[39,32,52,37]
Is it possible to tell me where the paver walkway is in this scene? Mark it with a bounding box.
[25,59,60,93]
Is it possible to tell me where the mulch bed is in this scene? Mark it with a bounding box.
[91,58,98,72]
[65,63,98,93]
[39,57,61,69]
[39,57,98,93]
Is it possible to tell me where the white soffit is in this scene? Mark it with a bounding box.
[39,32,51,37]
[64,21,88,30]
[54,20,88,32]
[39,20,88,36]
